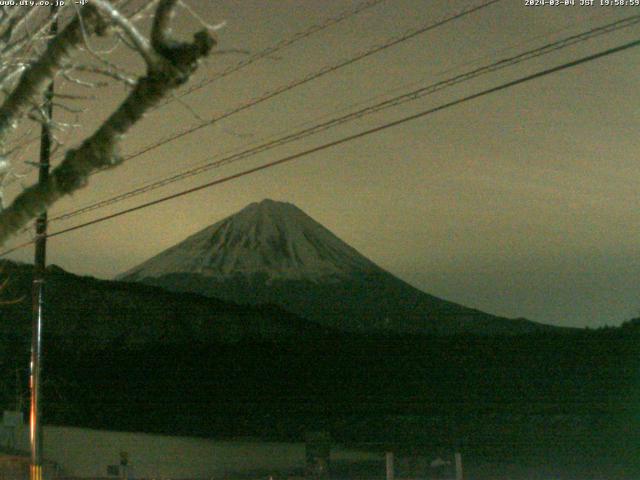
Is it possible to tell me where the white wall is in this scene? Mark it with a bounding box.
[5,423,378,480]
[19,426,306,479]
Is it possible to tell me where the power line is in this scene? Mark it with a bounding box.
[25,0,503,221]
[86,0,504,173]
[6,0,388,181]
[5,0,506,244]
[47,13,640,224]
[149,0,389,112]
[1,34,635,257]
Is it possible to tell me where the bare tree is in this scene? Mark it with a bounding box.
[0,0,216,247]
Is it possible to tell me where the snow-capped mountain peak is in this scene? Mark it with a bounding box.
[120,199,378,283]
[119,199,552,335]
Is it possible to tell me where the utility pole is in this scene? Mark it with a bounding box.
[30,6,57,480]
[385,451,394,480]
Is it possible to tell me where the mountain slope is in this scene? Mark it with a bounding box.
[119,200,554,335]
[0,260,333,348]
[120,199,378,282]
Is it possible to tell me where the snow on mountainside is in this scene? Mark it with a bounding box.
[120,199,379,282]
[120,199,556,335]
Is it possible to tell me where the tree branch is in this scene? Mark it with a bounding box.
[0,0,215,246]
[90,0,157,66]
[0,6,107,149]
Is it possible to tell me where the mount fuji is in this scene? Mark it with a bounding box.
[118,199,552,335]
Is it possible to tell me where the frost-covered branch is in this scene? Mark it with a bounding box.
[74,64,137,87]
[0,155,11,210]
[90,0,156,65]
[0,0,215,246]
[0,6,107,149]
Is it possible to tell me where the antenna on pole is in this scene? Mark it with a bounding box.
[30,5,57,480]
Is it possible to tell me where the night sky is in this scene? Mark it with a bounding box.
[4,0,640,328]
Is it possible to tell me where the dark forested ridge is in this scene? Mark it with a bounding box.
[0,260,335,348]
[36,328,640,478]
[0,260,638,478]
